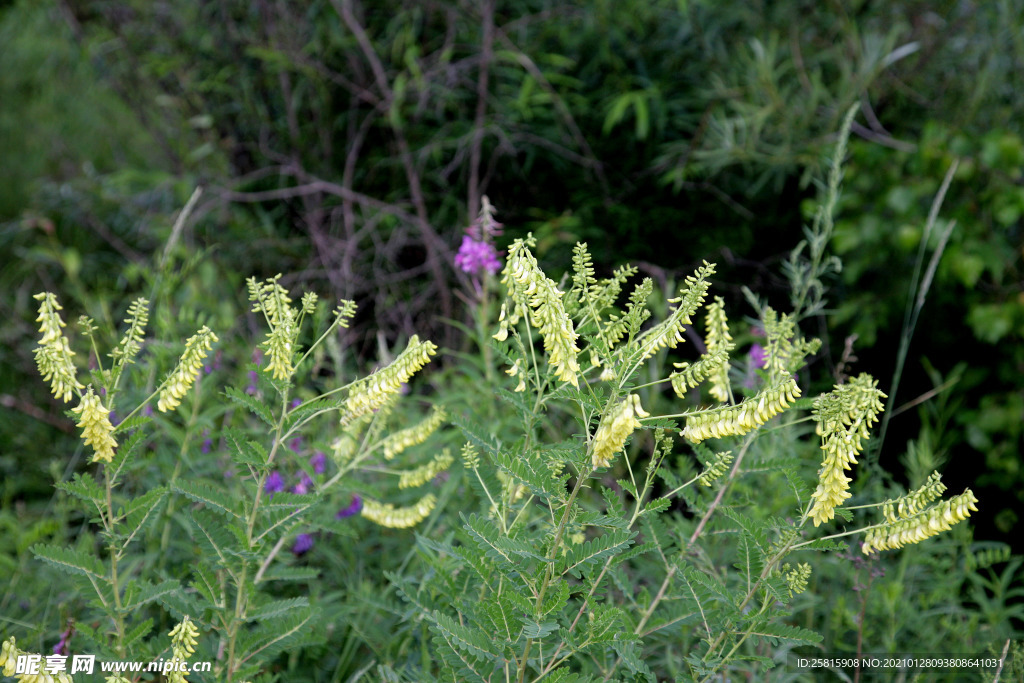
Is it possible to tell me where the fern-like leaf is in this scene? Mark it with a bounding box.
[224,385,276,427]
[557,529,635,579]
[31,544,105,579]
[172,479,240,518]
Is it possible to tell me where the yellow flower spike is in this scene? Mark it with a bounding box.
[808,374,885,527]
[635,262,715,362]
[342,335,437,424]
[360,494,437,528]
[681,379,799,444]
[33,292,84,403]
[1,637,16,677]
[697,451,734,487]
[399,450,454,489]
[167,615,200,683]
[158,326,219,412]
[704,297,733,402]
[262,306,297,380]
[497,239,581,387]
[72,387,118,464]
[381,406,446,460]
[591,395,647,469]
[782,562,812,598]
[862,489,978,554]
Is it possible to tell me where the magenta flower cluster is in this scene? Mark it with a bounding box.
[454,235,501,275]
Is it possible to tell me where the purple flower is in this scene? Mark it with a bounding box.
[292,472,314,495]
[108,410,120,427]
[310,451,326,474]
[201,429,213,454]
[204,350,222,375]
[336,495,363,519]
[265,471,285,498]
[749,343,767,369]
[291,398,302,409]
[143,405,154,417]
[246,369,259,395]
[292,533,314,556]
[53,624,73,656]
[287,436,303,453]
[454,235,501,275]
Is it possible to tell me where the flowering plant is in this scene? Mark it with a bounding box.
[19,275,448,682]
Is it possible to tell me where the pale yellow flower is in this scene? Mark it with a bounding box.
[72,388,118,464]
[592,395,648,469]
[862,489,979,554]
[361,494,437,528]
[158,327,219,412]
[342,336,437,424]
[33,292,83,403]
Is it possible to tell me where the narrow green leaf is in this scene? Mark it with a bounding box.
[224,385,276,427]
[31,544,104,579]
[172,480,240,518]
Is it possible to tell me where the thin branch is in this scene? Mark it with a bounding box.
[467,0,495,218]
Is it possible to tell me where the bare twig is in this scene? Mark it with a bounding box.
[467,0,495,218]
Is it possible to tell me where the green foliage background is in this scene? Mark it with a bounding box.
[1,0,1022,679]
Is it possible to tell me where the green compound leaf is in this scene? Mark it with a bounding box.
[521,618,558,639]
[451,413,501,456]
[122,486,168,544]
[479,593,522,644]
[31,544,105,579]
[224,429,269,469]
[122,578,182,610]
[122,618,154,651]
[224,385,276,427]
[235,607,321,666]
[56,472,104,507]
[556,529,635,579]
[429,610,506,662]
[256,566,321,583]
[172,479,240,519]
[747,621,823,647]
[612,634,655,682]
[247,597,311,621]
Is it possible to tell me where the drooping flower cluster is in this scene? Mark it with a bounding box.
[493,237,581,387]
[807,374,886,526]
[380,406,447,460]
[591,395,649,468]
[360,493,437,528]
[670,350,729,398]
[703,297,733,402]
[33,292,83,403]
[399,449,454,489]
[635,261,715,362]
[862,489,979,554]
[247,275,298,381]
[167,615,200,683]
[72,387,118,464]
[157,326,220,412]
[342,335,437,424]
[881,471,946,524]
[681,379,801,443]
[697,450,734,487]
